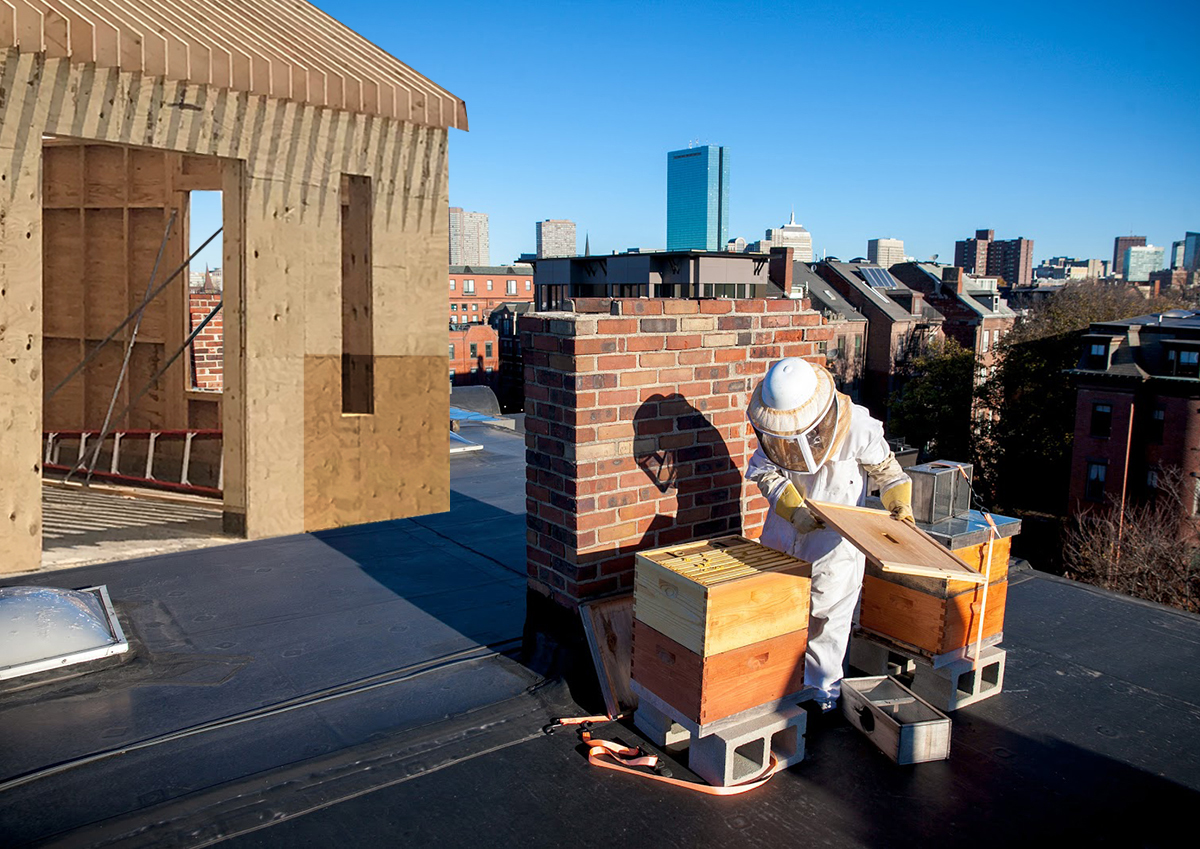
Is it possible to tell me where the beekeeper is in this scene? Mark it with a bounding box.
[746,357,913,710]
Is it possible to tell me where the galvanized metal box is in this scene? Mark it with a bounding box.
[841,675,951,764]
[909,461,972,524]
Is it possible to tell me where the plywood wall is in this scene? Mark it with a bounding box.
[0,47,451,569]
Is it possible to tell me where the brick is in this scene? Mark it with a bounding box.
[680,316,717,332]
[618,299,664,315]
[640,318,678,333]
[627,335,667,352]
[658,367,693,383]
[701,333,737,348]
[639,352,677,368]
[749,345,781,359]
[662,300,700,314]
[733,299,768,313]
[699,300,733,314]
[596,354,638,370]
[597,318,637,335]
[718,315,753,331]
[666,335,702,350]
[596,422,635,440]
[761,314,792,328]
[765,299,798,312]
[596,388,641,406]
[621,370,659,387]
[568,338,619,355]
[713,348,746,363]
[597,521,641,543]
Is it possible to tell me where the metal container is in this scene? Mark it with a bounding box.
[909,461,972,524]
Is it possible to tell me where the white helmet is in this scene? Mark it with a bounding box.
[748,358,849,473]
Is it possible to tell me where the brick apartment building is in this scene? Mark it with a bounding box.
[1066,310,1200,517]
[954,229,1034,287]
[813,261,944,419]
[889,264,1016,380]
[449,264,533,396]
[795,261,866,400]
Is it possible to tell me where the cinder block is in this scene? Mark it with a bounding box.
[849,633,916,676]
[910,645,1006,712]
[688,703,807,787]
[633,700,690,750]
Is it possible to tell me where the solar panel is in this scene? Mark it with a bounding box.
[861,266,902,289]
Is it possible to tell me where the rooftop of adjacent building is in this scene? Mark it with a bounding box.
[449,264,533,276]
[3,422,1198,846]
[819,261,946,324]
[1070,309,1200,381]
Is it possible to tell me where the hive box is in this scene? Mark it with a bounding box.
[841,675,951,764]
[632,536,811,725]
[859,535,1010,659]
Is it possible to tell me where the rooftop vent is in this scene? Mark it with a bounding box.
[0,585,128,681]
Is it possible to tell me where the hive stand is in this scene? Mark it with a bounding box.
[631,680,810,787]
[849,631,1006,712]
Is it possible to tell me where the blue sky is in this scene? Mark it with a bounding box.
[195,1,1199,269]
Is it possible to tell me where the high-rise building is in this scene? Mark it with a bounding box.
[536,219,577,258]
[954,229,993,276]
[954,229,1033,286]
[1171,240,1186,270]
[449,207,489,266]
[764,211,813,261]
[667,145,729,251]
[1184,232,1200,272]
[1123,245,1164,283]
[1113,235,1146,279]
[867,238,905,268]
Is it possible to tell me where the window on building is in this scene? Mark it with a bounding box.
[464,279,475,294]
[1085,461,1107,502]
[450,279,456,290]
[470,366,478,374]
[980,330,990,353]
[1147,468,1159,490]
[449,371,455,384]
[340,173,374,414]
[485,342,493,358]
[449,343,455,359]
[854,335,862,354]
[525,280,532,291]
[1090,403,1112,438]
[1150,407,1165,444]
[470,343,478,358]
[461,303,467,310]
[1175,349,1200,377]
[1087,342,1108,370]
[486,367,493,374]
[507,280,517,295]
[451,304,457,311]
[487,279,493,291]
[471,303,477,311]
[817,340,828,354]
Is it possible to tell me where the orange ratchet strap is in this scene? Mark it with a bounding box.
[546,716,780,796]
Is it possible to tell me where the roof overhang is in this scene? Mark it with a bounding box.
[0,1,467,130]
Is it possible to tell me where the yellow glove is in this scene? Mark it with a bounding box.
[881,481,914,524]
[774,482,824,534]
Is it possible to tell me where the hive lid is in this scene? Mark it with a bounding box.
[636,535,810,587]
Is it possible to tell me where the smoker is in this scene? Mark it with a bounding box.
[908,461,973,525]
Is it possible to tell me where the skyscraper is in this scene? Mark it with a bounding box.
[764,211,813,261]
[449,207,489,266]
[667,145,729,251]
[1112,235,1146,279]
[536,219,577,258]
[1184,232,1200,272]
[1123,245,1164,283]
[867,238,905,268]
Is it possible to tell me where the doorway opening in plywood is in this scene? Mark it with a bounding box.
[187,190,224,396]
[39,139,242,570]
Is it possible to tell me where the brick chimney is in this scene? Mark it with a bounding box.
[942,266,964,295]
[769,247,795,295]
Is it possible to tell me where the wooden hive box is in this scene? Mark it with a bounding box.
[858,535,1011,659]
[841,675,951,764]
[632,535,812,726]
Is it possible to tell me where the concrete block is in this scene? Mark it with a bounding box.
[634,700,690,749]
[688,703,807,787]
[849,633,916,676]
[910,645,1006,712]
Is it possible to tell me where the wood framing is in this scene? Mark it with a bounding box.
[0,3,462,572]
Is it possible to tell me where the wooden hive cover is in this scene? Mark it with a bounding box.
[634,535,811,658]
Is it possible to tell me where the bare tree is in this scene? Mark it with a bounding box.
[1063,466,1199,613]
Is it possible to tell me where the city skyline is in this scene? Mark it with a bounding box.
[194,1,1196,270]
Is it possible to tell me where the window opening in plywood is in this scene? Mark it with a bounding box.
[188,191,224,393]
[341,174,375,414]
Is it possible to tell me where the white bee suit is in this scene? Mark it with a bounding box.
[746,402,907,701]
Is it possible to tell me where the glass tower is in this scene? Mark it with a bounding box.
[667,146,729,251]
